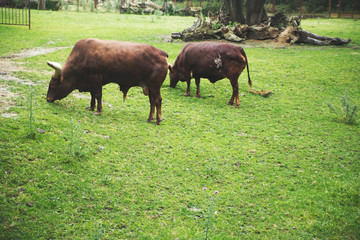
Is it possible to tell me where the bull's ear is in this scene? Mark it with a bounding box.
[47,61,62,80]
[168,63,173,72]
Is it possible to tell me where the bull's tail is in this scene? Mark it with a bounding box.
[240,48,252,88]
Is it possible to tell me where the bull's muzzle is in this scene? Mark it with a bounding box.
[46,97,55,103]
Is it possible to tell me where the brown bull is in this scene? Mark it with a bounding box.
[46,38,168,124]
[169,42,252,107]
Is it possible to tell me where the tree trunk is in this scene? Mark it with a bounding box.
[225,0,245,24]
[38,0,46,10]
[245,0,267,26]
[277,25,351,46]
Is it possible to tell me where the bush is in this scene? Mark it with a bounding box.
[201,1,222,16]
[328,91,358,125]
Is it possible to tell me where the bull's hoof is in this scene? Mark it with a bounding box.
[227,101,234,105]
[86,107,95,111]
[195,94,201,98]
[184,92,190,97]
[155,119,163,125]
[93,111,101,115]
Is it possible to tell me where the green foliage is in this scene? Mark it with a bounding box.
[61,0,69,11]
[328,91,358,125]
[0,12,359,239]
[80,0,86,11]
[114,0,119,13]
[265,0,360,14]
[105,0,112,13]
[200,0,222,16]
[211,21,223,30]
[89,0,95,13]
[228,21,237,27]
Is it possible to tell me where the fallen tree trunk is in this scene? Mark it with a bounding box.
[247,25,280,40]
[120,0,172,14]
[171,13,351,46]
[277,26,351,45]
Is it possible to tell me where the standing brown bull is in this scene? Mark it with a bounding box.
[46,38,169,124]
[168,42,252,107]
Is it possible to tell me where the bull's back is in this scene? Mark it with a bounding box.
[179,42,246,79]
[66,39,168,85]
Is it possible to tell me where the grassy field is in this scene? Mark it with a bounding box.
[1,11,360,239]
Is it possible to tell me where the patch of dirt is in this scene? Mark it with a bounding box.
[72,92,91,100]
[0,85,17,118]
[3,47,68,60]
[0,47,68,118]
[0,47,68,75]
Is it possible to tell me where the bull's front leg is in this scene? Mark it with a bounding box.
[228,78,240,108]
[195,78,201,98]
[87,91,96,111]
[184,80,191,96]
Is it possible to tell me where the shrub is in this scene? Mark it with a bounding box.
[328,91,358,125]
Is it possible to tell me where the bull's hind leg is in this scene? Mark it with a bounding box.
[147,92,156,122]
[185,80,191,96]
[195,78,201,98]
[95,91,103,114]
[228,77,240,107]
[148,87,162,125]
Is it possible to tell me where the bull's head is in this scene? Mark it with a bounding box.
[46,61,73,103]
[168,64,179,88]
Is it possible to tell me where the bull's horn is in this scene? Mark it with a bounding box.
[47,61,62,80]
[168,63,173,71]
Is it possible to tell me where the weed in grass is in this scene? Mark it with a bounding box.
[27,83,36,139]
[203,187,219,240]
[205,157,218,178]
[67,118,83,160]
[91,222,104,240]
[155,9,162,19]
[327,91,358,125]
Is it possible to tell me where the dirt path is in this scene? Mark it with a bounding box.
[0,47,68,117]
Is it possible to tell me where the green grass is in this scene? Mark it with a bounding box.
[1,11,360,239]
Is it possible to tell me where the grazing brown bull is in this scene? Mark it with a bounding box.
[46,38,168,124]
[168,42,252,107]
